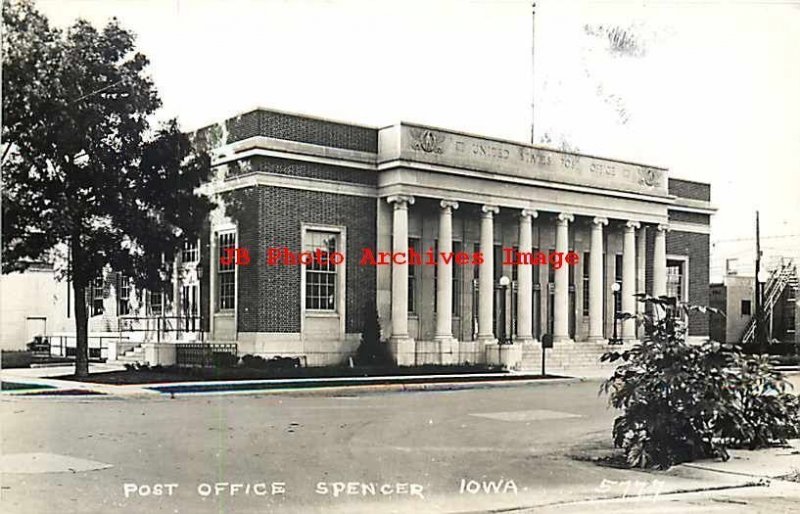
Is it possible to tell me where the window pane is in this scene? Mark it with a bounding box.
[304,230,338,311]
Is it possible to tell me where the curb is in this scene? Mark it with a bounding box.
[2,374,583,398]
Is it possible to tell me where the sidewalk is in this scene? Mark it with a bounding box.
[517,441,800,513]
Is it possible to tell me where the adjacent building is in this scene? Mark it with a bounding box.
[710,260,799,344]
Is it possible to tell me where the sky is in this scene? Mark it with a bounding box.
[35,0,800,281]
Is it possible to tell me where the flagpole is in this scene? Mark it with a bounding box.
[531,2,537,144]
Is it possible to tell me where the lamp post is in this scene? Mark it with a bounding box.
[610,282,622,345]
[499,276,511,344]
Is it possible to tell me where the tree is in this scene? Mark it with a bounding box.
[2,0,214,376]
[602,295,800,469]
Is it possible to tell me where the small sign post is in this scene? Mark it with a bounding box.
[541,334,553,376]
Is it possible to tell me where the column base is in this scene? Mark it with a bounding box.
[433,335,459,365]
[485,342,523,370]
[552,337,575,350]
[513,336,535,346]
[586,336,608,344]
[477,334,498,346]
[390,336,416,366]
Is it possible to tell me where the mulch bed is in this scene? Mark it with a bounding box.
[1,381,55,391]
[55,364,519,385]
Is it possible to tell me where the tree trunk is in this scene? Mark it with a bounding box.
[72,276,90,377]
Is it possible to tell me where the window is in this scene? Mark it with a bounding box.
[182,239,199,263]
[149,291,163,316]
[453,241,462,316]
[493,245,503,282]
[582,252,590,316]
[408,238,420,313]
[90,279,104,316]
[741,299,752,317]
[666,260,685,301]
[217,231,236,310]
[433,241,438,314]
[304,231,338,311]
[117,275,131,316]
[182,284,199,316]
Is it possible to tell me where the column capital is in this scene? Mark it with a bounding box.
[520,209,538,219]
[481,204,500,216]
[656,223,670,232]
[387,195,415,208]
[592,216,608,226]
[557,212,574,224]
[625,220,641,230]
[439,200,459,211]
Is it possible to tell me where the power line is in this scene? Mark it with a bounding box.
[712,234,800,243]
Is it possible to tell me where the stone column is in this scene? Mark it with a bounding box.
[636,226,647,337]
[653,224,668,297]
[515,209,538,344]
[589,217,607,341]
[478,205,499,344]
[622,221,640,341]
[554,213,574,343]
[435,200,459,343]
[388,195,415,365]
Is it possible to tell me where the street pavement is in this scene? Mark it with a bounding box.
[2,378,800,513]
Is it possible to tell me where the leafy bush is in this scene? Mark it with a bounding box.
[211,351,239,368]
[602,295,800,469]
[717,353,800,449]
[241,354,268,369]
[239,354,301,369]
[353,310,393,366]
[1,350,34,368]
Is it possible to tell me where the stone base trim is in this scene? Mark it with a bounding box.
[390,336,416,366]
[485,343,523,370]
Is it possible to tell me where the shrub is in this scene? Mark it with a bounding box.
[241,354,268,369]
[602,295,800,469]
[239,354,301,369]
[1,350,34,368]
[717,353,800,449]
[211,351,239,368]
[353,310,393,366]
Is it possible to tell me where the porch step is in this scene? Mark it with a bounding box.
[519,342,628,373]
[115,345,145,364]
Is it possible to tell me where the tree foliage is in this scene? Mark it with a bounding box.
[354,309,393,367]
[602,295,800,469]
[2,0,214,375]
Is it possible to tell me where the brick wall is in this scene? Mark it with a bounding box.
[231,156,377,186]
[225,109,378,153]
[223,186,376,334]
[668,178,711,201]
[668,231,710,336]
[644,229,711,336]
[668,210,710,225]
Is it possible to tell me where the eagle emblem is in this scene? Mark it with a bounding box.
[638,167,660,187]
[409,128,446,154]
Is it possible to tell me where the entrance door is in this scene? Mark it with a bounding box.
[25,317,46,342]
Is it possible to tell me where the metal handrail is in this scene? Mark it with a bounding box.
[741,260,796,343]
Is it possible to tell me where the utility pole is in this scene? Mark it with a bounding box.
[530,2,536,144]
[755,211,764,353]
